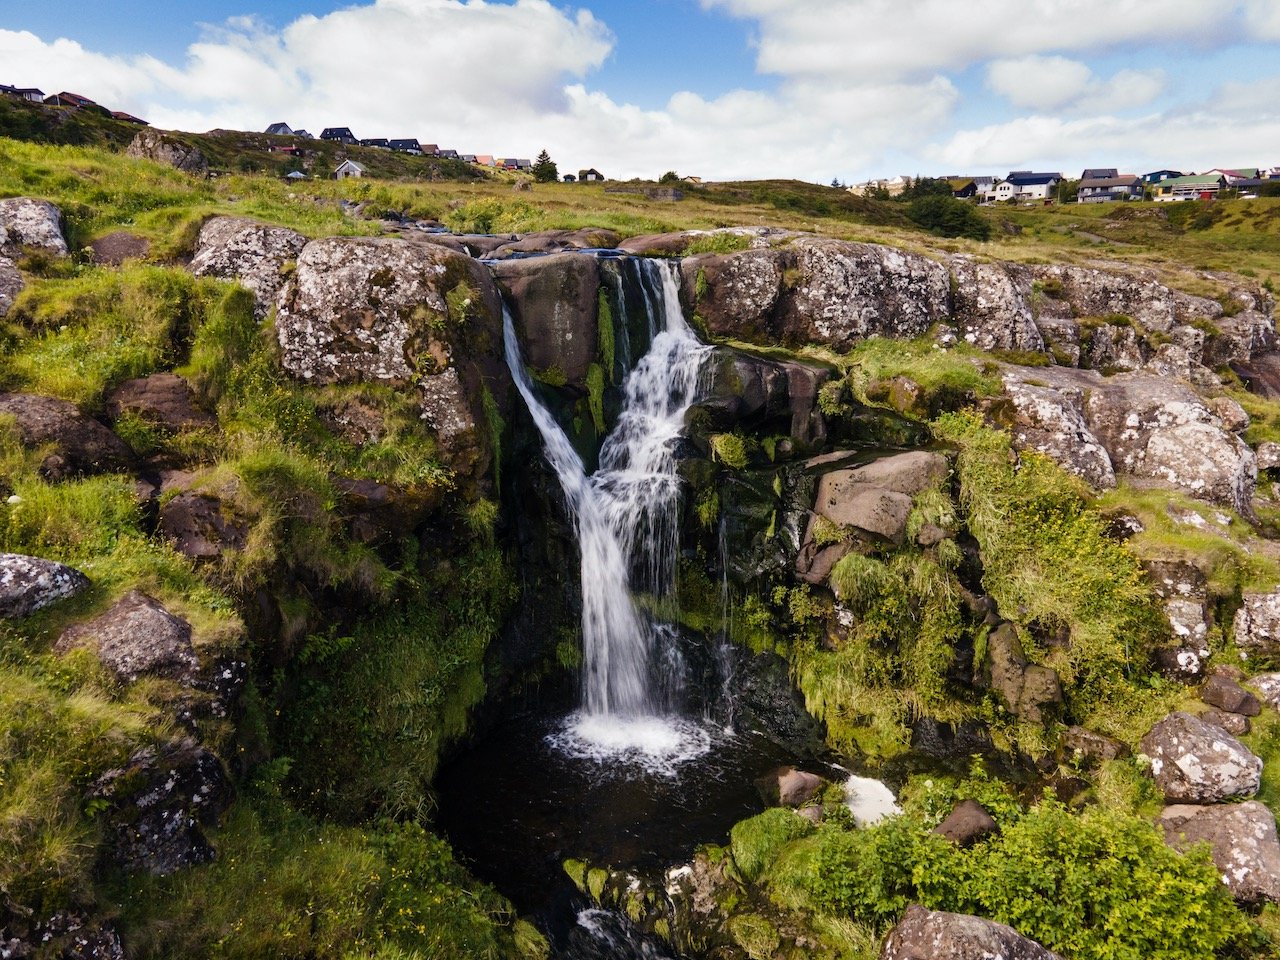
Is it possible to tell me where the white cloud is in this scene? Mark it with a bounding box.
[985,56,1165,112]
[1243,0,1280,39]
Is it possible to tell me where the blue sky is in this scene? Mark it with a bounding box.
[2,1,1279,182]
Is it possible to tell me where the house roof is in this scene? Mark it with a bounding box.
[360,138,389,147]
[335,159,365,172]
[110,111,148,125]
[388,139,420,149]
[48,91,97,107]
[1080,176,1141,188]
[320,127,355,139]
[947,178,975,191]
[421,144,439,154]
[1158,174,1225,188]
[285,171,307,179]
[293,130,313,139]
[1081,168,1119,180]
[1006,172,1062,185]
[474,155,495,165]
[265,122,293,135]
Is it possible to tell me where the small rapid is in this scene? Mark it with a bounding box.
[502,258,712,768]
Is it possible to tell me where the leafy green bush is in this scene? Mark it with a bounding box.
[906,195,991,241]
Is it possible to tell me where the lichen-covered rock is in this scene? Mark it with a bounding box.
[158,490,250,560]
[55,590,199,684]
[1202,708,1251,736]
[2,913,126,960]
[0,392,135,480]
[1233,590,1280,662]
[1204,311,1278,367]
[1140,711,1261,803]
[492,253,601,385]
[684,248,786,340]
[0,255,22,316]
[126,129,208,176]
[784,238,951,348]
[950,258,1044,353]
[1062,726,1128,763]
[1001,371,1115,489]
[1083,322,1145,372]
[1030,264,1221,334]
[87,738,232,875]
[0,197,69,256]
[879,905,1062,960]
[189,216,307,316]
[1251,672,1280,709]
[1161,801,1280,904]
[0,552,90,619]
[105,373,216,432]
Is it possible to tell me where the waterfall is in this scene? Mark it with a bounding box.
[503,258,713,766]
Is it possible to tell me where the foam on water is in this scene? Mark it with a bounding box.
[546,712,715,777]
[843,774,902,826]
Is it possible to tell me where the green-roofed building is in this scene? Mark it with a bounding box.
[1151,174,1227,201]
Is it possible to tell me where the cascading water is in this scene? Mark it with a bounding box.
[502,258,713,769]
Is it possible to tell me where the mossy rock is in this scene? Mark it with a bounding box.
[586,866,609,902]
[563,858,588,893]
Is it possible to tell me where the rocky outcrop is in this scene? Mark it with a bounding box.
[159,490,250,561]
[879,905,1062,960]
[87,738,232,875]
[1161,801,1280,904]
[1140,711,1262,803]
[492,253,601,385]
[983,622,1062,723]
[1143,559,1213,680]
[1000,366,1255,510]
[934,800,998,847]
[105,373,216,432]
[1030,264,1222,334]
[0,197,68,256]
[950,258,1043,352]
[189,216,307,316]
[0,255,22,316]
[126,129,209,176]
[0,393,135,480]
[0,552,90,619]
[1200,675,1261,717]
[55,590,200,684]
[699,349,831,447]
[1233,590,1280,662]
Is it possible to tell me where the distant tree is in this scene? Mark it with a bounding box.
[1056,178,1080,204]
[906,194,991,241]
[532,149,558,183]
[659,170,680,183]
[830,177,844,189]
[898,177,952,202]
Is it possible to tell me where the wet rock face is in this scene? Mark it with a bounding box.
[55,590,199,684]
[105,373,216,432]
[1140,711,1262,803]
[2,913,126,960]
[699,347,832,448]
[950,258,1043,353]
[0,197,69,256]
[879,905,1063,960]
[189,216,307,316]
[0,393,135,481]
[1233,590,1280,662]
[492,253,601,385]
[0,553,90,619]
[1161,801,1280,904]
[125,129,209,176]
[87,738,232,875]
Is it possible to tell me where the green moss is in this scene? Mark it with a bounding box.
[532,365,568,388]
[683,231,752,255]
[563,859,588,893]
[694,268,709,304]
[709,433,749,469]
[586,867,609,902]
[596,288,616,382]
[847,336,1000,418]
[482,384,505,489]
[727,914,781,959]
[586,363,606,434]
[730,808,814,882]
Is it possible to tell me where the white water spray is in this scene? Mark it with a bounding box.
[503,259,713,765]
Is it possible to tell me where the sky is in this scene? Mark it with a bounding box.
[2,0,1279,183]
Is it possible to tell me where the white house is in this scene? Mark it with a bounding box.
[334,159,365,180]
[987,171,1062,202]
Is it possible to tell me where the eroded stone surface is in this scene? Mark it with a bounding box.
[1233,591,1280,662]
[126,129,208,175]
[879,905,1062,960]
[56,590,199,683]
[0,197,68,256]
[106,373,216,432]
[1002,372,1115,489]
[950,258,1043,353]
[1161,801,1280,904]
[0,255,22,316]
[189,216,307,316]
[0,392,135,480]
[493,253,601,385]
[0,553,90,619]
[1140,711,1261,803]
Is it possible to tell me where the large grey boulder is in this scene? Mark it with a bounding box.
[125,129,208,176]
[87,738,232,875]
[1233,590,1280,662]
[189,216,307,316]
[1140,711,1261,803]
[1161,801,1280,904]
[0,255,22,316]
[0,393,135,480]
[950,258,1044,353]
[0,197,68,256]
[55,590,199,683]
[1001,372,1115,489]
[0,552,90,619]
[1029,264,1221,334]
[879,905,1062,960]
[492,253,601,385]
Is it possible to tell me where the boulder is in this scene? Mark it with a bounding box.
[984,622,1063,723]
[87,738,232,875]
[1233,590,1280,662]
[492,253,601,385]
[1029,264,1221,334]
[755,766,824,807]
[1083,322,1145,372]
[1001,373,1115,489]
[0,393,134,480]
[89,230,150,266]
[879,905,1062,960]
[1062,726,1128,763]
[158,491,250,560]
[933,799,998,847]
[486,228,620,258]
[684,247,786,340]
[1140,711,1261,803]
[1231,354,1280,400]
[1200,675,1261,716]
[105,373,216,432]
[0,552,90,619]
[55,590,199,684]
[1204,311,1278,367]
[837,451,949,496]
[699,348,831,446]
[950,258,1044,353]
[125,129,208,176]
[1253,672,1280,710]
[1257,441,1280,471]
[813,482,912,544]
[0,197,68,256]
[3,913,126,960]
[618,231,703,256]
[1201,708,1251,737]
[1160,801,1280,904]
[189,216,307,316]
[0,254,22,316]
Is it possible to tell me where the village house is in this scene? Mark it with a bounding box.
[562,174,576,182]
[264,122,294,136]
[421,144,440,156]
[948,178,978,199]
[1077,174,1142,203]
[1207,167,1260,184]
[847,175,910,197]
[320,127,357,144]
[293,129,314,139]
[0,85,45,102]
[110,111,148,125]
[389,139,422,154]
[460,154,477,163]
[359,138,389,149]
[578,168,604,181]
[473,155,496,167]
[1151,173,1227,201]
[44,91,99,109]
[1143,169,1184,185]
[987,171,1063,202]
[438,149,460,160]
[333,159,365,180]
[1080,167,1118,181]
